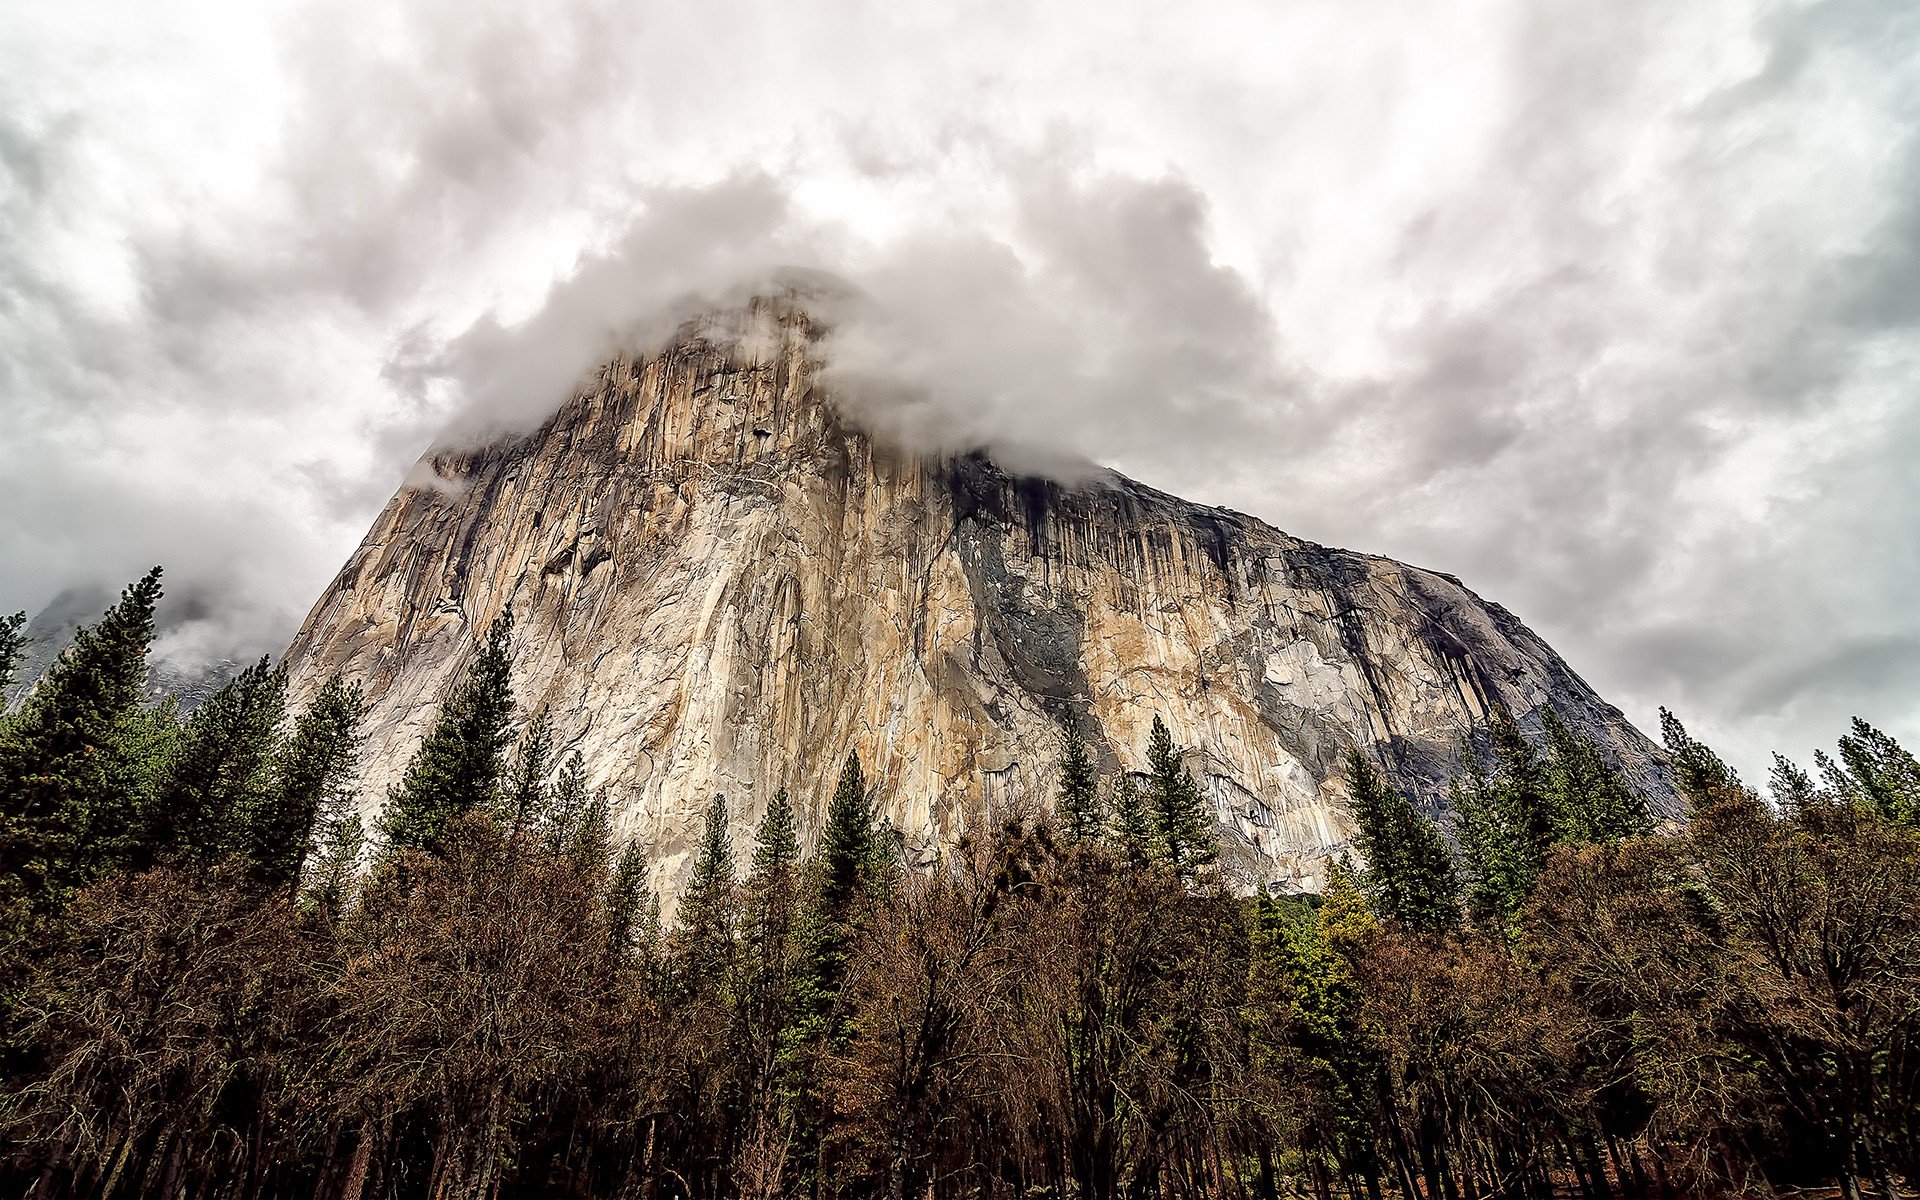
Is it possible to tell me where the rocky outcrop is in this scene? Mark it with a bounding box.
[283,298,1672,897]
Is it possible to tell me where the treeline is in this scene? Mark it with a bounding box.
[0,571,1916,1200]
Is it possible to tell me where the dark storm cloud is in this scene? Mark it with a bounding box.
[2,0,1917,773]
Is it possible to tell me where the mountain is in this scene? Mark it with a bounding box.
[283,297,1673,895]
[7,585,242,712]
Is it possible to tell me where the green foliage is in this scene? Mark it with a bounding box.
[1251,866,1381,1183]
[779,753,879,1107]
[1824,717,1920,826]
[0,610,26,699]
[503,705,554,837]
[1144,716,1216,881]
[568,786,613,877]
[604,838,651,965]
[1660,706,1745,811]
[1055,725,1103,841]
[304,808,365,918]
[1107,772,1153,862]
[1345,748,1458,934]
[243,673,365,894]
[813,751,874,920]
[379,610,515,857]
[1769,751,1821,813]
[1460,709,1655,931]
[542,750,590,854]
[1454,746,1539,930]
[750,787,799,885]
[678,793,736,979]
[144,657,287,870]
[0,568,164,939]
[1540,707,1650,842]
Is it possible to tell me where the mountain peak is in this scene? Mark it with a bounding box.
[285,307,1673,898]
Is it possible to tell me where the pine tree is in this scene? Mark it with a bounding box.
[543,751,590,854]
[569,787,614,877]
[1253,864,1382,1188]
[1454,754,1531,930]
[1144,716,1216,881]
[379,610,515,857]
[751,788,800,887]
[304,808,365,920]
[679,793,737,981]
[604,839,651,965]
[1488,709,1555,854]
[1107,773,1153,863]
[1769,752,1823,814]
[778,753,880,1168]
[503,706,554,839]
[813,751,874,919]
[0,568,164,935]
[1828,717,1920,826]
[0,610,26,701]
[1055,726,1103,842]
[1451,710,1565,931]
[782,755,876,1066]
[1659,707,1744,811]
[743,789,801,1052]
[1540,707,1650,843]
[243,672,365,894]
[145,657,288,870]
[1345,749,1458,934]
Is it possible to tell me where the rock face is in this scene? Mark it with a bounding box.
[284,299,1672,896]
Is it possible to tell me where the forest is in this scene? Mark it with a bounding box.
[0,569,1915,1200]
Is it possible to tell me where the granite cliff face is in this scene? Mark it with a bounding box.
[284,299,1672,895]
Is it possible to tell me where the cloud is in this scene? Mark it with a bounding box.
[2,0,1918,776]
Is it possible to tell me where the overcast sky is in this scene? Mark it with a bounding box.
[4,0,1917,779]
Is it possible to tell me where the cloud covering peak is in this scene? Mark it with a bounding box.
[3,0,1918,775]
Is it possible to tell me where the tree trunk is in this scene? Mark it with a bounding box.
[338,1124,375,1200]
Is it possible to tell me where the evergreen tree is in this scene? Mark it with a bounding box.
[503,706,554,838]
[750,788,800,887]
[739,789,801,1109]
[679,793,737,980]
[0,610,26,701]
[604,839,651,965]
[1488,709,1555,853]
[1826,717,1920,826]
[569,787,614,877]
[1254,865,1383,1190]
[1345,749,1458,934]
[1143,716,1216,881]
[243,672,364,893]
[782,754,877,1067]
[1454,756,1530,930]
[1540,707,1650,842]
[1452,711,1567,930]
[1659,707,1744,811]
[304,808,365,920]
[144,657,288,870]
[1055,726,1103,842]
[813,751,874,920]
[379,610,515,857]
[543,750,590,854]
[1107,773,1153,862]
[0,568,163,935]
[1769,753,1823,815]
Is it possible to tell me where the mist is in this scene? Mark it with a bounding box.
[4,0,1918,777]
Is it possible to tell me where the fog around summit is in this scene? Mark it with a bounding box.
[4,0,1918,776]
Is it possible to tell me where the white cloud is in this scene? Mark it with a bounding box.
[2,0,1917,777]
